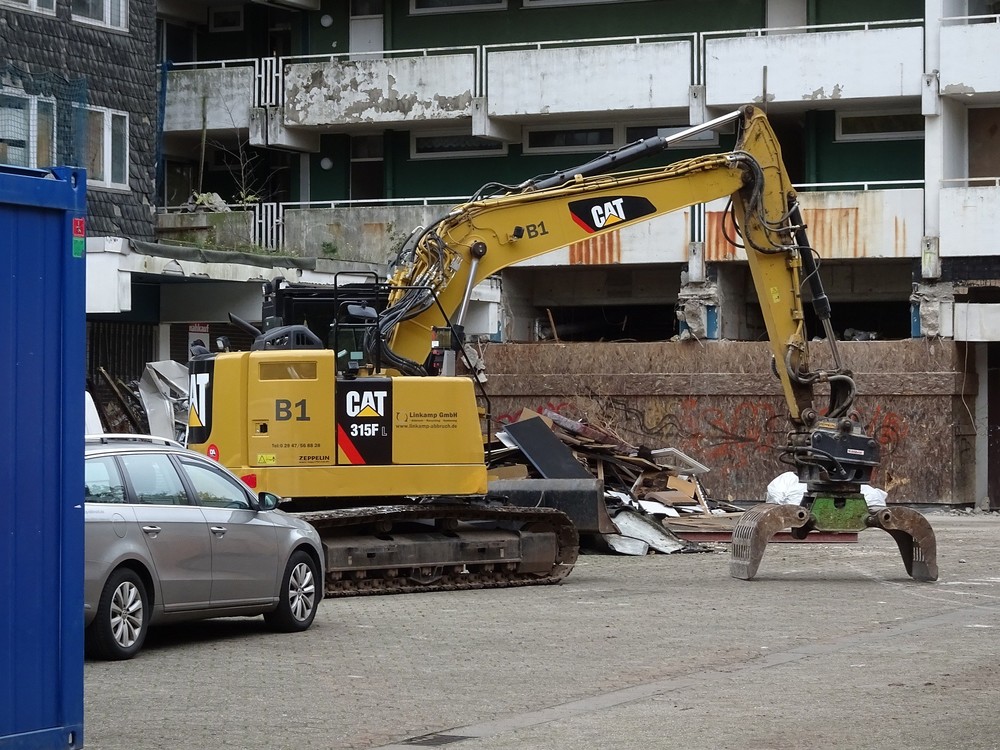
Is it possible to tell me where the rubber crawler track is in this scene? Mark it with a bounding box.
[294,504,580,597]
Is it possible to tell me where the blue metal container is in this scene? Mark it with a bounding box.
[0,166,86,749]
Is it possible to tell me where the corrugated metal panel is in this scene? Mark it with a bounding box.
[707,191,918,261]
[0,167,86,748]
[705,210,743,261]
[802,206,861,257]
[569,229,621,265]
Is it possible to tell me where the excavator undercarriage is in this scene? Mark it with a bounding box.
[293,504,579,596]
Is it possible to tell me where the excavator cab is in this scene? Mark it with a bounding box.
[331,302,378,376]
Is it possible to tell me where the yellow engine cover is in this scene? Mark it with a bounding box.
[187,350,489,499]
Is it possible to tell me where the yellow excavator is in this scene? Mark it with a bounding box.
[188,105,937,595]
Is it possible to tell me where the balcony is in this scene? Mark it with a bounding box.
[706,184,923,261]
[940,15,1000,100]
[939,180,1000,257]
[477,185,924,268]
[282,47,478,128]
[483,35,694,122]
[163,60,257,134]
[154,184,923,267]
[704,21,923,110]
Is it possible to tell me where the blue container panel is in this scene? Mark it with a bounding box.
[0,167,86,749]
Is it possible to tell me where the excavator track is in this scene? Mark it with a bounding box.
[293,504,580,597]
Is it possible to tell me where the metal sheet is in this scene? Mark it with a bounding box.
[0,166,86,748]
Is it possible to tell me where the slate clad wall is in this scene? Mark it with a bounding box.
[0,0,156,240]
[481,340,976,505]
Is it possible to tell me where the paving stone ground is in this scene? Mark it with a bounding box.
[84,512,1000,750]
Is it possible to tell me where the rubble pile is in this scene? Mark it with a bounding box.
[488,409,743,555]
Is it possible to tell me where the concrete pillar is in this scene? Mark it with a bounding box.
[924,0,970,279]
[975,342,990,509]
[910,281,955,338]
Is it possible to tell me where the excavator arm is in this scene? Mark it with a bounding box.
[384,108,817,422]
[379,105,936,581]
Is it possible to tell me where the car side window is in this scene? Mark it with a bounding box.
[119,453,189,505]
[179,458,252,510]
[85,456,127,504]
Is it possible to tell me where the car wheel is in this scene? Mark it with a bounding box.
[85,567,149,661]
[264,550,320,633]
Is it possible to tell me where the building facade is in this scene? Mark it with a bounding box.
[2,0,997,503]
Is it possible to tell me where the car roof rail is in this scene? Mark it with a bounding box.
[86,433,185,449]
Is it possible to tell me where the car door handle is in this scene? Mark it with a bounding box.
[141,525,161,536]
[210,526,227,537]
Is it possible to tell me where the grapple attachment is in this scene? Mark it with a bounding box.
[730,498,938,582]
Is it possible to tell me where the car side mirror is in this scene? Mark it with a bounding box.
[257,492,281,511]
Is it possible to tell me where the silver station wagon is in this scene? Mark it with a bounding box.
[84,435,324,660]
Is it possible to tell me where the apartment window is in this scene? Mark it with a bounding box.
[81,107,129,189]
[625,125,719,149]
[72,0,127,30]
[411,0,505,13]
[0,0,55,15]
[523,0,623,5]
[0,91,56,168]
[836,111,923,142]
[350,134,384,200]
[411,132,506,159]
[524,126,614,154]
[208,6,243,32]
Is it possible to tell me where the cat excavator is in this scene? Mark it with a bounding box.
[187,105,937,596]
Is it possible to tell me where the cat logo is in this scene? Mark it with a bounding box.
[569,195,656,234]
[186,359,214,446]
[346,389,388,418]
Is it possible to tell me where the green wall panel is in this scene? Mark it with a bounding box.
[808,110,923,184]
[306,0,350,56]
[309,134,352,200]
[387,0,766,48]
[809,0,921,24]
[386,130,740,201]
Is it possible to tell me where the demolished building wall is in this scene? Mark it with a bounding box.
[480,339,975,505]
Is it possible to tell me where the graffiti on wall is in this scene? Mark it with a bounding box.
[494,395,914,497]
[496,402,572,425]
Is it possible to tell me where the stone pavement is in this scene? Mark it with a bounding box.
[84,512,1000,750]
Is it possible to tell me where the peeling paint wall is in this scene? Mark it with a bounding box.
[284,54,475,127]
[940,22,1000,99]
[282,205,441,263]
[481,339,975,505]
[165,68,255,132]
[705,26,923,108]
[487,41,692,118]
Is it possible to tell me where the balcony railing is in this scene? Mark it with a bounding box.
[702,19,923,108]
[940,15,1000,98]
[163,20,927,134]
[940,179,1000,258]
[156,183,924,263]
[482,34,695,118]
